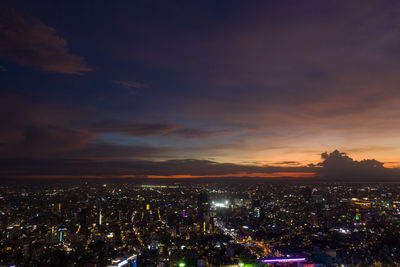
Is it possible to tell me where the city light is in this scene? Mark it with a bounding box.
[212,201,229,208]
[2,1,400,267]
[261,258,307,263]
[1,182,397,266]
[117,259,128,266]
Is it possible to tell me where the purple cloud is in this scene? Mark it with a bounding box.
[0,10,92,74]
[114,80,150,89]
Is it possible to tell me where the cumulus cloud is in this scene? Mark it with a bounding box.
[0,158,311,178]
[0,10,92,74]
[113,1,400,153]
[316,150,395,179]
[0,96,397,179]
[1,148,399,179]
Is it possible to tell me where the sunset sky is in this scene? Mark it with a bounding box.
[2,1,400,178]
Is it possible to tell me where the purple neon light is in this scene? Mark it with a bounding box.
[261,258,306,263]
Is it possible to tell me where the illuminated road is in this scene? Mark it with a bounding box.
[214,220,274,259]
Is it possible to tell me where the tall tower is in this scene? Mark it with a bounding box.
[79,208,89,237]
[99,210,103,225]
[198,191,210,221]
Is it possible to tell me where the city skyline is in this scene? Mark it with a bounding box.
[2,1,400,179]
[3,2,400,265]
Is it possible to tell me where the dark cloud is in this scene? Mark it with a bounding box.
[272,161,302,166]
[91,120,217,139]
[144,159,309,176]
[0,96,171,160]
[61,143,168,160]
[316,150,396,179]
[114,80,150,89]
[0,125,92,157]
[0,95,93,157]
[109,0,400,148]
[0,10,91,74]
[0,95,218,164]
[0,149,399,179]
[0,158,311,178]
[168,128,212,138]
[3,2,400,173]
[91,120,178,136]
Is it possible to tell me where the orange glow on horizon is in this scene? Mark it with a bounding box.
[146,172,316,179]
[4,172,316,179]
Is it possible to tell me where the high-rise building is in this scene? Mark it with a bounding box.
[254,207,260,218]
[99,210,103,225]
[303,187,313,202]
[1,212,7,230]
[79,208,89,237]
[197,191,209,221]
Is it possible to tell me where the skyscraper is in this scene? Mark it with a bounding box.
[197,191,209,221]
[79,208,89,237]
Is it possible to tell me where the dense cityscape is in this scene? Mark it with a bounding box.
[4,0,400,266]
[1,179,400,266]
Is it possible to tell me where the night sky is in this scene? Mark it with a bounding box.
[2,1,400,179]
